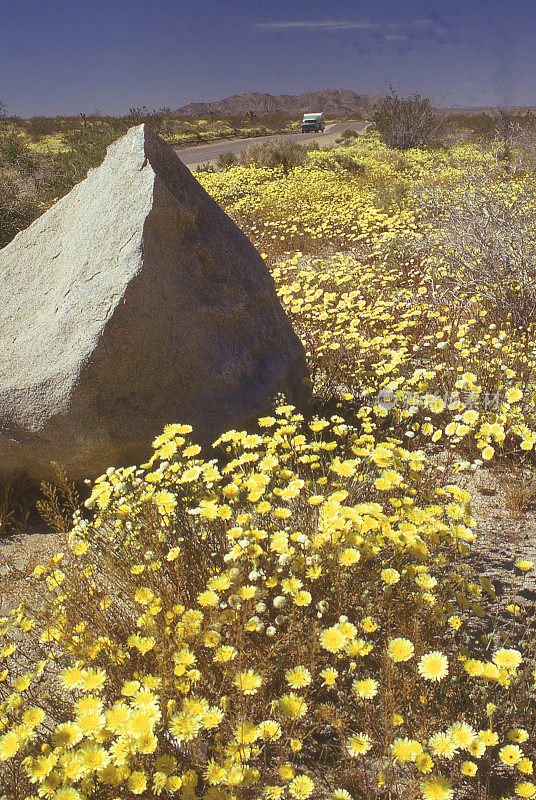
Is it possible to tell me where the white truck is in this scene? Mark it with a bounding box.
[301,113,325,133]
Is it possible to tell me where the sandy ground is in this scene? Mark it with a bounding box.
[463,466,536,608]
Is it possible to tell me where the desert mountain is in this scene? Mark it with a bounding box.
[175,89,382,117]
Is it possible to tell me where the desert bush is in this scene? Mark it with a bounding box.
[0,130,38,169]
[373,87,445,151]
[331,152,364,175]
[3,408,536,799]
[0,475,38,538]
[449,110,536,148]
[49,124,117,190]
[240,140,308,174]
[493,111,536,173]
[128,107,173,132]
[415,153,536,335]
[0,128,43,248]
[195,162,216,173]
[216,152,238,170]
[498,467,536,516]
[260,111,287,132]
[0,122,119,247]
[446,112,497,143]
[0,173,42,248]
[25,116,60,140]
[240,127,266,138]
[318,150,365,176]
[225,115,246,135]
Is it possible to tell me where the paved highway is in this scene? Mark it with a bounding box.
[174,120,369,169]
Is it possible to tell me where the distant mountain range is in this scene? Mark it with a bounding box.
[175,89,382,118]
[174,90,536,119]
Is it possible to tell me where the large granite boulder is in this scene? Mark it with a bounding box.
[0,125,309,482]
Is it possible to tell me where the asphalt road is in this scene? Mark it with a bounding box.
[174,120,369,169]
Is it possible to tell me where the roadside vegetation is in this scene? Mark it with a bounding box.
[2,96,536,799]
[372,86,445,150]
[238,140,315,174]
[0,105,310,248]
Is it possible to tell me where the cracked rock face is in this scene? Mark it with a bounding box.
[0,125,309,482]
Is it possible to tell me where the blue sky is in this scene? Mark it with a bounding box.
[1,0,535,116]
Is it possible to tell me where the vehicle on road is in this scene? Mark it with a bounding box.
[301,113,325,133]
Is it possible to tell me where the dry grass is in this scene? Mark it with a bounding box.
[497,468,536,517]
[0,475,38,539]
